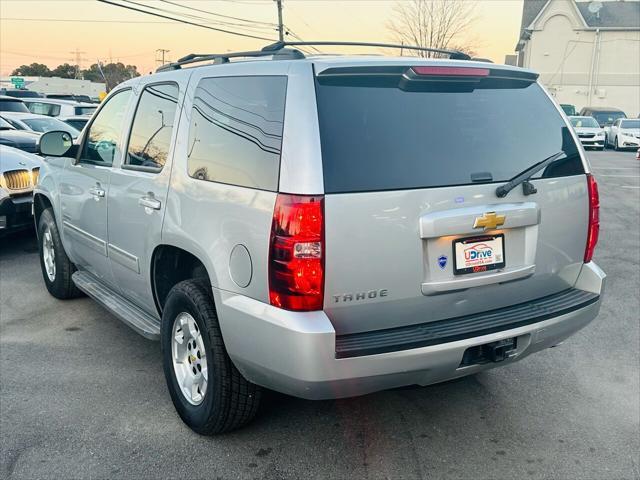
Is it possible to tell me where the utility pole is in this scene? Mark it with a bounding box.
[69,48,87,79]
[156,49,170,66]
[276,0,284,42]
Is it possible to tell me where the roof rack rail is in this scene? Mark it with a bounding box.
[156,40,471,73]
[261,41,471,61]
[156,47,304,72]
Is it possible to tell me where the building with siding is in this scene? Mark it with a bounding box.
[515,0,640,116]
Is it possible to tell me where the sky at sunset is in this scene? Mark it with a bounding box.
[0,0,524,77]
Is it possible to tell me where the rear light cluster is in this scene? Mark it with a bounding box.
[584,174,600,263]
[269,194,324,311]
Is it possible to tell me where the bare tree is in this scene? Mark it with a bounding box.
[388,0,478,57]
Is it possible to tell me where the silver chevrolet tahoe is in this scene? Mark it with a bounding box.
[33,41,606,435]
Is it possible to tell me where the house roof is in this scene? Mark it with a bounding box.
[575,1,640,29]
[519,0,549,39]
[517,0,640,50]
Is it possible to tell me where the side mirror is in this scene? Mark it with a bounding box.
[38,130,74,157]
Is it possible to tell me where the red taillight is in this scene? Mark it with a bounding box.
[584,174,600,262]
[269,194,324,311]
[412,66,490,77]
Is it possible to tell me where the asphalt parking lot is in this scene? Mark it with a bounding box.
[1,150,638,480]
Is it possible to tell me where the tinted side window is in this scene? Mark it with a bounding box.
[125,83,179,170]
[187,76,287,191]
[80,89,132,166]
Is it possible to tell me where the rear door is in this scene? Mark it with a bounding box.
[106,82,182,314]
[314,63,588,335]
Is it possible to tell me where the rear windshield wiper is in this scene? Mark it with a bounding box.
[495,151,566,198]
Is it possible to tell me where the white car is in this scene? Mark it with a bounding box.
[607,118,640,150]
[0,111,80,138]
[0,144,42,234]
[22,98,97,118]
[568,116,605,150]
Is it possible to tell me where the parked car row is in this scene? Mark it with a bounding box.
[563,103,638,151]
[0,94,94,235]
[1,88,100,103]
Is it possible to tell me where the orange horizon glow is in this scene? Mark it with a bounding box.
[0,0,524,77]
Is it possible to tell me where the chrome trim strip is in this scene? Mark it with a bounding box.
[421,264,536,295]
[62,221,107,256]
[420,202,540,239]
[108,243,140,273]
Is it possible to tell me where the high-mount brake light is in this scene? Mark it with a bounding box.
[269,194,324,311]
[412,66,490,77]
[584,174,600,263]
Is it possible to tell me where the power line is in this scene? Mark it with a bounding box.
[158,0,277,26]
[156,48,170,66]
[1,15,275,36]
[119,0,277,34]
[96,0,276,42]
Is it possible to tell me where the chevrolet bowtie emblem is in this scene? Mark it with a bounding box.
[473,212,506,230]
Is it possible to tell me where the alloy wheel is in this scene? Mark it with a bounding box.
[171,312,208,405]
[42,227,56,282]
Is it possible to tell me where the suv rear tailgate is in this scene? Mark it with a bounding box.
[315,62,588,335]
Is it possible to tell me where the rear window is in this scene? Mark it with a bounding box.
[26,102,60,116]
[75,106,96,116]
[592,111,626,126]
[315,70,583,193]
[0,100,30,113]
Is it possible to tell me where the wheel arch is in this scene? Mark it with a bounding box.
[33,192,54,237]
[151,244,215,315]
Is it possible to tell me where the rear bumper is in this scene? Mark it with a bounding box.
[216,262,605,400]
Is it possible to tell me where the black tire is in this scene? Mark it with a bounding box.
[614,136,619,151]
[161,279,261,435]
[37,208,83,299]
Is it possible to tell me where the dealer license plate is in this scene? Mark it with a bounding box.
[453,234,505,275]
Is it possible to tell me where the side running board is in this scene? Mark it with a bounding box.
[72,270,161,340]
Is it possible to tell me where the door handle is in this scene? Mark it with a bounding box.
[89,186,105,198]
[139,196,161,210]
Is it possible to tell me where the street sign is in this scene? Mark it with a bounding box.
[10,77,24,88]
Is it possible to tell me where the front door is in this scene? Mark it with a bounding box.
[107,82,181,314]
[60,89,133,288]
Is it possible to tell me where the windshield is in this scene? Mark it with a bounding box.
[0,100,30,113]
[570,117,599,128]
[316,75,583,193]
[592,111,626,126]
[75,106,96,116]
[620,119,640,129]
[22,117,80,137]
[0,117,15,129]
